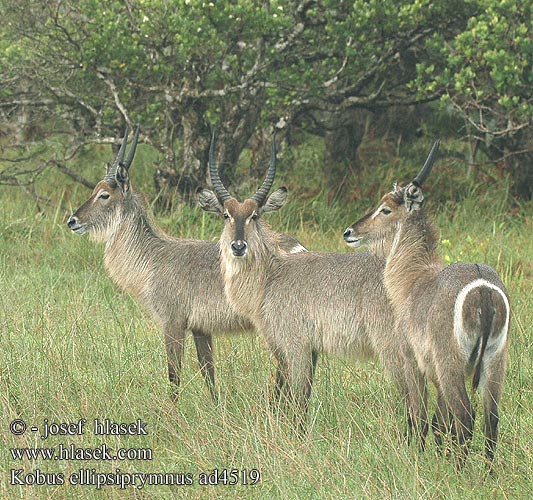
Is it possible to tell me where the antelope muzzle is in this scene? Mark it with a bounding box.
[67,215,87,234]
[343,226,363,247]
[230,239,247,257]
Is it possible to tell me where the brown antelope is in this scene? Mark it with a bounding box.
[344,140,510,470]
[67,126,305,401]
[198,136,428,439]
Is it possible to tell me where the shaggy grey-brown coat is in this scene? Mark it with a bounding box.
[344,144,509,469]
[67,127,303,400]
[198,138,424,436]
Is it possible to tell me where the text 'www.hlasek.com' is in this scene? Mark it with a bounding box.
[8,418,260,490]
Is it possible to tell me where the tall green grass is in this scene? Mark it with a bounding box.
[0,143,531,499]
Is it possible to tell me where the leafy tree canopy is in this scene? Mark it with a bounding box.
[2,0,530,202]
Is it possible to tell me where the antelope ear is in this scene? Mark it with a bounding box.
[197,188,223,214]
[403,183,424,212]
[115,165,130,195]
[260,187,288,214]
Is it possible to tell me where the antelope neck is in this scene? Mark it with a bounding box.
[383,211,441,311]
[104,195,161,299]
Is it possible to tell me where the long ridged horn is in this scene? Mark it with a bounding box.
[209,132,232,203]
[123,125,140,170]
[251,136,276,205]
[412,138,440,187]
[105,126,129,180]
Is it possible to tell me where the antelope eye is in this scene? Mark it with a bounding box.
[380,207,391,215]
[99,192,110,200]
[223,212,230,220]
[250,212,258,221]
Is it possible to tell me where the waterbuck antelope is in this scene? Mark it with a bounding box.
[198,136,427,438]
[344,141,510,470]
[67,126,304,400]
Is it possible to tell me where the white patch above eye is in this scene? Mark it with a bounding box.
[246,211,258,224]
[93,189,108,203]
[370,204,384,220]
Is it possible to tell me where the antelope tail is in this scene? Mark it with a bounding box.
[472,285,495,391]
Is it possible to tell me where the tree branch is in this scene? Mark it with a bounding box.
[53,161,95,189]
[97,69,131,125]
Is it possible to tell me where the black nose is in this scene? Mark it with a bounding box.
[231,240,247,257]
[343,227,353,240]
[67,216,78,229]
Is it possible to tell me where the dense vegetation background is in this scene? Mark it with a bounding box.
[1,0,532,204]
[1,1,532,499]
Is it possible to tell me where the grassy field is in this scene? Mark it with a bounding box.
[1,145,532,499]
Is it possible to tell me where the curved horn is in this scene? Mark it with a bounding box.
[412,138,440,187]
[123,125,140,170]
[208,132,232,203]
[105,126,129,179]
[251,135,276,205]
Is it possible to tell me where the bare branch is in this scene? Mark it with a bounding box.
[53,161,95,189]
[23,183,54,211]
[275,0,316,52]
[45,84,100,118]
[97,70,131,125]
[0,99,55,108]
[323,48,350,89]
[450,99,531,138]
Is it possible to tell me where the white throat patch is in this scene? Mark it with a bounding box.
[386,223,402,265]
[289,243,306,254]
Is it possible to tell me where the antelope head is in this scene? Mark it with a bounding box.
[344,139,440,249]
[197,134,288,258]
[67,125,140,243]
